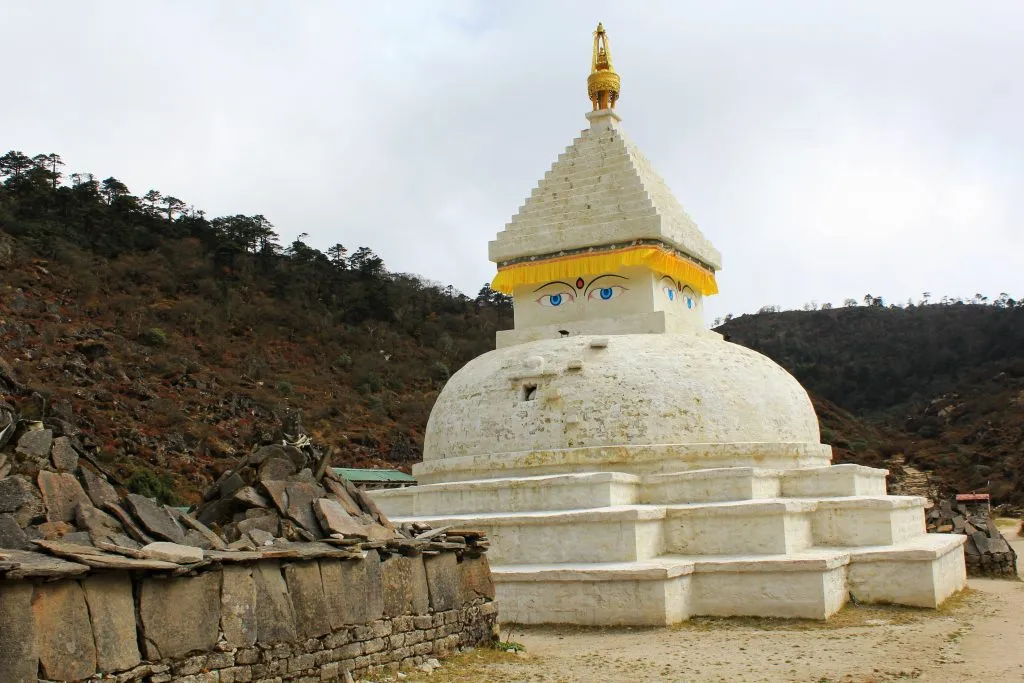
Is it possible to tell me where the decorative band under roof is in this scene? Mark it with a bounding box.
[496,239,717,274]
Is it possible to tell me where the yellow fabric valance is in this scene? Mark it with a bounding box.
[491,245,718,296]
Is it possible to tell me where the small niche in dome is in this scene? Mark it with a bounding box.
[521,384,538,401]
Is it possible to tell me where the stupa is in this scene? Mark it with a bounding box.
[373,24,967,625]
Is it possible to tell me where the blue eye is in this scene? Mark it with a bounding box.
[536,291,574,307]
[664,287,675,301]
[587,285,626,302]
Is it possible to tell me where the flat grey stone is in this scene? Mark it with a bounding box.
[182,529,214,549]
[80,467,120,509]
[103,503,155,544]
[49,436,79,471]
[33,579,98,681]
[259,456,297,482]
[83,572,141,673]
[138,571,220,659]
[37,470,89,523]
[253,559,298,643]
[236,512,280,538]
[125,494,184,543]
[381,554,429,617]
[0,549,90,579]
[15,427,52,460]
[424,552,461,612]
[221,565,258,647]
[141,541,204,564]
[0,475,44,525]
[284,561,332,638]
[0,512,29,549]
[233,486,269,508]
[218,471,245,498]
[75,502,123,539]
[169,509,227,550]
[314,498,368,537]
[458,555,496,602]
[320,552,384,629]
[0,580,37,682]
[261,480,324,536]
[247,528,275,546]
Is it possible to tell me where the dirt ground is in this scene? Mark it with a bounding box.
[401,527,1024,683]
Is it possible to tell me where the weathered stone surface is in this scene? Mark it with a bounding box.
[0,475,44,525]
[221,565,258,647]
[0,549,90,579]
[139,571,221,659]
[315,498,368,537]
[142,541,204,564]
[237,511,280,538]
[83,571,141,673]
[35,520,75,539]
[219,471,246,498]
[0,512,29,549]
[262,480,324,536]
[182,528,214,549]
[247,528,275,546]
[49,435,79,471]
[32,579,97,681]
[0,580,37,683]
[320,553,385,629]
[103,502,155,544]
[173,509,228,550]
[37,470,89,523]
[284,561,332,638]
[253,559,298,643]
[233,485,269,508]
[125,494,185,543]
[381,554,430,617]
[259,457,297,482]
[15,427,52,459]
[76,501,123,539]
[80,466,120,509]
[458,555,495,602]
[425,552,461,612]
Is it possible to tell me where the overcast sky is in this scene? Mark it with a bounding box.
[3,1,1022,319]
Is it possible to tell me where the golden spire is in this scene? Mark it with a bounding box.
[588,22,620,111]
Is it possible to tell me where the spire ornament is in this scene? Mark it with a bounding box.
[588,22,620,110]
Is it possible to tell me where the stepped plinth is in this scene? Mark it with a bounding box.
[372,23,966,625]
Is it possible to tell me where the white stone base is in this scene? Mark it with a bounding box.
[373,464,967,625]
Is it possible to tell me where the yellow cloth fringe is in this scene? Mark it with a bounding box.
[491,245,719,296]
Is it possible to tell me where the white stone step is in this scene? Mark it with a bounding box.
[663,500,817,555]
[372,472,640,516]
[373,464,893,519]
[394,506,667,565]
[641,467,781,504]
[809,495,927,546]
[489,533,968,625]
[780,464,888,497]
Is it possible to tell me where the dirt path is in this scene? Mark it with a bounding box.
[404,535,1024,683]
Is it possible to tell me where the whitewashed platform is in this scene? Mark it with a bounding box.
[373,464,967,625]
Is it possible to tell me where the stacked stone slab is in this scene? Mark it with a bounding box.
[927,499,1017,578]
[0,550,497,682]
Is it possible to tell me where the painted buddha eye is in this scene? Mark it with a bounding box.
[686,296,694,309]
[680,286,697,310]
[588,286,626,301]
[536,291,574,307]
[663,287,676,301]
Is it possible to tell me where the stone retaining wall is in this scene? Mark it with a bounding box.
[0,550,497,682]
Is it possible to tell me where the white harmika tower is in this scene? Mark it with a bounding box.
[373,24,967,625]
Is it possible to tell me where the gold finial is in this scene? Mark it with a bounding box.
[588,22,620,110]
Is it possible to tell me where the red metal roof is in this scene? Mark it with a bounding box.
[955,493,990,502]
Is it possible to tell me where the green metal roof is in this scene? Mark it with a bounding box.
[332,467,417,483]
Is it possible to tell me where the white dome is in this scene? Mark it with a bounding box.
[424,333,821,463]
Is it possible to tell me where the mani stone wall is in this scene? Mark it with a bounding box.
[0,550,497,683]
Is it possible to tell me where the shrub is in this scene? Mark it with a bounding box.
[139,327,168,347]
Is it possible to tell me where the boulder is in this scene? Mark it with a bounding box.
[37,470,90,523]
[49,436,79,471]
[125,494,185,543]
[83,572,141,673]
[32,579,97,681]
[15,427,53,460]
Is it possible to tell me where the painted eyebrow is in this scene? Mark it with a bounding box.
[533,281,576,293]
[584,274,628,294]
[659,275,675,285]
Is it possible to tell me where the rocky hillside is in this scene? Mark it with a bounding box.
[2,149,1022,506]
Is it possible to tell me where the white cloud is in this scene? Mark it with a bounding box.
[2,0,1020,318]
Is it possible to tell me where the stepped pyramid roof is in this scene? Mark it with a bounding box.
[489,24,721,295]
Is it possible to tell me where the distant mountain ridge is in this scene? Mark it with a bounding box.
[2,149,1021,505]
